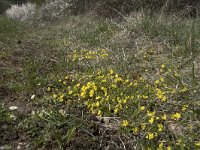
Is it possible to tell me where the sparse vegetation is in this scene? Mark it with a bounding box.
[0,1,200,149]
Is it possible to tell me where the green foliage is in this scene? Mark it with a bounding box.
[21,109,78,149]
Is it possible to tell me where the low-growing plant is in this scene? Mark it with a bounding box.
[46,48,199,149]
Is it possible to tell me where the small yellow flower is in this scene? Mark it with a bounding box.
[111,84,117,88]
[121,120,129,127]
[114,107,118,114]
[68,90,73,95]
[158,142,163,150]
[155,80,160,84]
[171,113,181,120]
[195,141,200,147]
[149,116,154,124]
[98,110,102,116]
[146,132,154,140]
[141,123,146,130]
[76,83,80,87]
[109,69,114,75]
[143,95,148,99]
[101,79,107,83]
[125,79,129,83]
[140,106,145,111]
[89,89,95,97]
[53,94,57,98]
[47,87,51,91]
[147,111,156,117]
[166,146,172,150]
[96,96,101,100]
[95,101,100,107]
[160,77,164,82]
[59,94,64,102]
[132,127,138,134]
[161,114,167,120]
[157,123,164,132]
[161,64,165,68]
[182,105,188,112]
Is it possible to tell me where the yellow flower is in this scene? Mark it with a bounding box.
[182,105,188,112]
[143,95,148,99]
[87,82,92,88]
[132,127,138,134]
[114,77,122,83]
[146,132,154,140]
[101,87,108,96]
[81,85,87,91]
[98,110,102,116]
[155,80,160,84]
[101,79,107,83]
[160,77,164,82]
[59,94,64,102]
[166,146,172,150]
[76,83,80,87]
[95,101,100,107]
[96,96,101,100]
[161,64,165,68]
[171,113,181,120]
[147,111,156,117]
[47,87,51,91]
[111,84,117,88]
[140,106,145,111]
[114,107,118,114]
[158,142,163,150]
[161,114,167,120]
[125,79,129,83]
[93,85,97,91]
[141,123,146,130]
[157,123,164,132]
[53,94,57,98]
[149,116,154,124]
[195,141,200,147]
[109,69,114,75]
[68,90,73,95]
[89,89,95,97]
[121,120,129,127]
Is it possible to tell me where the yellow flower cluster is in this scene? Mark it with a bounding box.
[47,62,196,149]
[171,113,181,120]
[71,49,108,61]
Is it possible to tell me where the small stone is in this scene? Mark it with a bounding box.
[9,106,18,110]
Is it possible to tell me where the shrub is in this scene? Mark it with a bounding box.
[6,2,36,23]
[38,0,72,21]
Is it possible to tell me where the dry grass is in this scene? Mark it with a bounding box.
[0,12,200,149]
